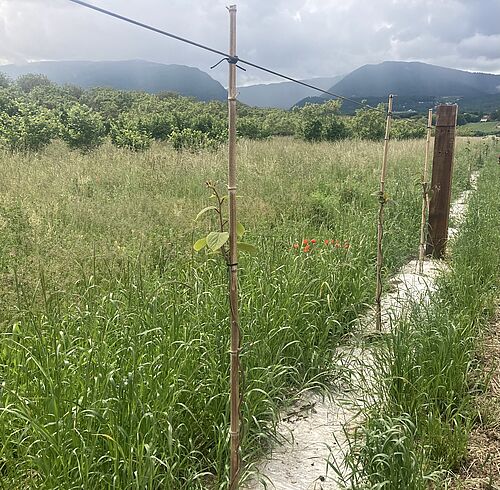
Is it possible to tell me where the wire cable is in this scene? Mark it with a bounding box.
[66,0,385,113]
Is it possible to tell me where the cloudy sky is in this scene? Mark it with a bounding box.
[0,0,499,85]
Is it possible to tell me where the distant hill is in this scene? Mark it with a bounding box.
[329,61,500,98]
[238,76,343,109]
[0,60,227,101]
[295,61,500,114]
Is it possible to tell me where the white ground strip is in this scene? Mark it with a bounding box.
[244,174,478,490]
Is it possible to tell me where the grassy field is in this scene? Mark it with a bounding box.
[458,121,500,136]
[461,121,499,131]
[343,149,500,489]
[0,137,488,488]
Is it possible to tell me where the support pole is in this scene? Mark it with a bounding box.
[418,109,433,274]
[227,5,241,489]
[375,94,393,332]
[426,104,458,259]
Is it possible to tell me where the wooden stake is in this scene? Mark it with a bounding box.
[418,109,433,274]
[426,104,458,259]
[227,5,241,489]
[375,94,393,332]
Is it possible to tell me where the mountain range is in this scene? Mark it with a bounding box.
[297,61,500,109]
[1,59,500,111]
[324,61,500,98]
[0,60,227,102]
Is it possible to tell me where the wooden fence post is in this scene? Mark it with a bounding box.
[426,104,458,259]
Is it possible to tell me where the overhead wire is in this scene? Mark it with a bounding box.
[66,0,386,113]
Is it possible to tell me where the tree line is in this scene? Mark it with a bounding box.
[0,73,426,153]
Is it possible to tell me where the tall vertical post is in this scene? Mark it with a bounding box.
[375,95,393,332]
[426,104,458,259]
[418,109,433,273]
[227,5,240,489]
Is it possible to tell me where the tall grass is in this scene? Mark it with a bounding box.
[343,142,500,489]
[0,137,483,487]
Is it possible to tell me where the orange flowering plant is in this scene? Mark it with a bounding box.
[293,238,350,253]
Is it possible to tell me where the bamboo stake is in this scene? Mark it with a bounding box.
[418,109,433,274]
[375,94,393,332]
[227,5,241,489]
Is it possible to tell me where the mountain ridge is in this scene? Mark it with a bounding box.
[0,60,227,102]
[328,61,500,98]
[2,59,499,110]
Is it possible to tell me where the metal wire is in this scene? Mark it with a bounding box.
[66,0,385,113]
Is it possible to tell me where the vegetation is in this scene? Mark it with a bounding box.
[0,135,479,488]
[0,68,495,487]
[342,143,500,489]
[0,75,429,154]
[457,120,500,137]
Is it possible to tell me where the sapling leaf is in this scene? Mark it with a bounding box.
[237,242,257,254]
[236,222,245,238]
[193,237,207,251]
[195,206,217,221]
[206,231,230,251]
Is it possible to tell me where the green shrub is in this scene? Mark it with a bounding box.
[392,119,426,139]
[0,102,59,152]
[16,73,52,93]
[349,105,386,140]
[237,116,269,140]
[60,103,106,152]
[139,112,175,141]
[169,128,217,152]
[110,113,152,151]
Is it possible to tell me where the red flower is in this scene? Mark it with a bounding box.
[303,245,311,253]
[293,243,299,249]
[324,239,329,245]
[311,239,317,244]
[303,239,309,246]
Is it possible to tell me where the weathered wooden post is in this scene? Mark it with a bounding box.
[227,5,241,489]
[426,104,458,258]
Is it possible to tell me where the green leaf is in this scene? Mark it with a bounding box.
[237,242,257,254]
[193,238,207,251]
[195,206,217,221]
[236,222,245,238]
[206,231,230,251]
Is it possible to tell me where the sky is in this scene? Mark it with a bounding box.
[0,0,499,85]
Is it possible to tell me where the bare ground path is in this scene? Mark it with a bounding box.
[244,175,478,489]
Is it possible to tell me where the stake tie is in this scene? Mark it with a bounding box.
[210,56,246,71]
[378,190,387,205]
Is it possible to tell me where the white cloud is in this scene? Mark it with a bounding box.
[0,0,498,83]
